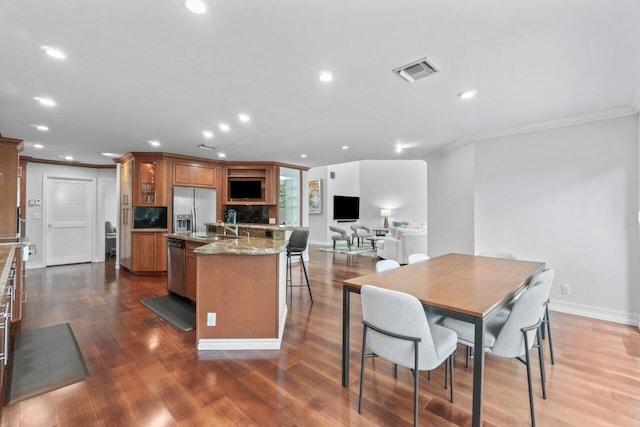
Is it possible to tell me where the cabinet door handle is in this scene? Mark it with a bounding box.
[21,291,27,303]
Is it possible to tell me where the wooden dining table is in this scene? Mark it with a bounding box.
[341,253,545,427]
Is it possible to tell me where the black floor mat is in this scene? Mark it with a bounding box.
[141,294,196,331]
[4,323,90,406]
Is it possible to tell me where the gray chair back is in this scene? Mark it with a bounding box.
[492,268,555,358]
[287,230,309,253]
[329,226,348,238]
[375,259,400,272]
[407,253,429,264]
[361,285,439,370]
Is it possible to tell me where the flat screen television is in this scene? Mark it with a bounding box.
[229,180,263,199]
[133,206,168,229]
[333,195,359,221]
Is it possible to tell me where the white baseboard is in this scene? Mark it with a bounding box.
[549,300,638,326]
[197,305,288,351]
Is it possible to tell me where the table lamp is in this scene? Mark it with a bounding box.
[380,209,391,229]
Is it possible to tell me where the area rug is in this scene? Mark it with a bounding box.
[317,244,378,258]
[4,323,90,406]
[141,294,196,332]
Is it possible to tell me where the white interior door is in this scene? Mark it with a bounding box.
[44,176,94,266]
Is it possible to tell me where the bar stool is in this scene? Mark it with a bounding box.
[286,230,312,304]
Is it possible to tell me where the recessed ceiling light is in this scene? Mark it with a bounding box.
[218,123,230,132]
[148,140,161,147]
[458,89,477,100]
[185,0,206,14]
[101,152,119,157]
[319,71,333,82]
[202,130,214,139]
[238,113,250,123]
[41,46,66,60]
[300,154,307,158]
[342,146,349,150]
[218,153,226,158]
[31,124,49,131]
[34,96,56,107]
[395,145,403,153]
[33,144,44,149]
[64,155,74,161]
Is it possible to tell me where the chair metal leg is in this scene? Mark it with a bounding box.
[543,304,555,365]
[300,256,313,303]
[358,325,368,414]
[449,354,455,403]
[413,342,419,427]
[536,327,547,400]
[394,363,398,378]
[523,331,537,427]
[286,254,292,306]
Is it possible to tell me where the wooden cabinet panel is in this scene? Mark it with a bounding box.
[185,241,204,302]
[0,137,23,238]
[132,233,156,271]
[173,162,218,187]
[119,158,133,271]
[132,231,167,273]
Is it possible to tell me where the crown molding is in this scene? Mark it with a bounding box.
[426,106,637,161]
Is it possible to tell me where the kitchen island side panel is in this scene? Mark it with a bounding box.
[195,253,278,339]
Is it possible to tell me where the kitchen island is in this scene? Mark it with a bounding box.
[168,224,306,351]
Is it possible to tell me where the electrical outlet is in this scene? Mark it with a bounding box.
[561,283,571,295]
[207,312,216,326]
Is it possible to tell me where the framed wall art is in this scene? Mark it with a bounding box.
[308,179,322,214]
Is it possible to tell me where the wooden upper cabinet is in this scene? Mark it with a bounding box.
[173,161,218,188]
[0,136,23,238]
[223,164,277,205]
[134,156,165,206]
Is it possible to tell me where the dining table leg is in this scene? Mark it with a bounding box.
[342,286,351,387]
[472,317,485,427]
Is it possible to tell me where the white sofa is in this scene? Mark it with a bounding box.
[377,226,428,264]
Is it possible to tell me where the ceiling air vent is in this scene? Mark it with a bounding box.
[393,57,440,83]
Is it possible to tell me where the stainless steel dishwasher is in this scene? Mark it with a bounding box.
[167,238,186,296]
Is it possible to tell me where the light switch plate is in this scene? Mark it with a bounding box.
[207,312,216,326]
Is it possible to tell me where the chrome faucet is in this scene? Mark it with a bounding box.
[226,224,239,237]
[216,219,238,237]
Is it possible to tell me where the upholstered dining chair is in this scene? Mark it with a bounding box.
[286,230,312,304]
[442,268,555,427]
[407,253,429,264]
[375,259,400,272]
[359,285,457,426]
[329,226,351,250]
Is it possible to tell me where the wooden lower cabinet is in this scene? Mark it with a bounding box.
[185,241,205,301]
[131,231,167,274]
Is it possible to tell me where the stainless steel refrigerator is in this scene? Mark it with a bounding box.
[172,187,216,233]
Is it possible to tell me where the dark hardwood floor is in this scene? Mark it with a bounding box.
[2,248,639,426]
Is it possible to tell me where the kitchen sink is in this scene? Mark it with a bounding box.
[203,235,239,241]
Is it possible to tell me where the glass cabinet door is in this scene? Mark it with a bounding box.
[139,161,156,205]
[279,167,300,226]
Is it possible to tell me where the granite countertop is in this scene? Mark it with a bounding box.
[203,223,307,231]
[167,232,286,255]
[0,244,17,299]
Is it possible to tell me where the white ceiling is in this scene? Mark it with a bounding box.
[1,0,639,167]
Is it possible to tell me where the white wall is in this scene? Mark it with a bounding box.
[308,160,428,245]
[359,160,428,229]
[428,144,475,256]
[428,114,640,324]
[25,162,117,268]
